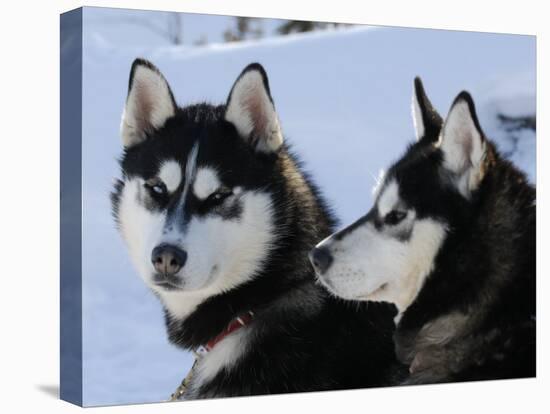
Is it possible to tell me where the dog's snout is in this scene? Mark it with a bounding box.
[151,244,187,276]
[309,247,333,275]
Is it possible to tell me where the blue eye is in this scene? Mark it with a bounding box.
[144,180,167,197]
[152,185,165,194]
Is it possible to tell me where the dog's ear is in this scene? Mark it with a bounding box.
[439,91,487,197]
[225,63,283,153]
[120,58,177,148]
[412,77,443,143]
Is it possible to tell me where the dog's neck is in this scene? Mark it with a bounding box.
[394,149,535,383]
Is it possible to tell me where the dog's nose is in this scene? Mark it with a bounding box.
[308,247,333,275]
[151,244,187,276]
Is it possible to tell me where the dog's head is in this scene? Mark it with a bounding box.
[112,59,285,305]
[310,78,489,313]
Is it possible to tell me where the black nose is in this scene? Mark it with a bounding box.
[151,244,187,276]
[308,247,333,275]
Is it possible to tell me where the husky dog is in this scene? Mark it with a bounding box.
[310,78,536,384]
[111,59,399,398]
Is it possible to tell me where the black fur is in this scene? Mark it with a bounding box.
[413,77,443,142]
[112,60,401,398]
[386,83,536,384]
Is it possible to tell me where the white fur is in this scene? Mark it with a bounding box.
[185,144,199,188]
[158,160,182,193]
[117,179,168,285]
[317,217,446,313]
[315,180,447,314]
[159,191,276,318]
[412,89,425,140]
[438,100,486,197]
[377,180,399,217]
[191,327,250,388]
[118,167,276,319]
[225,70,283,153]
[171,142,199,219]
[193,167,221,200]
[120,64,175,147]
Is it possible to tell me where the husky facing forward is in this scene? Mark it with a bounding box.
[310,78,536,384]
[112,59,399,398]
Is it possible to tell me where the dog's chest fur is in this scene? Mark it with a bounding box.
[185,327,251,398]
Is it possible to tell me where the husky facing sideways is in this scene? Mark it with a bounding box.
[310,78,536,384]
[111,59,400,398]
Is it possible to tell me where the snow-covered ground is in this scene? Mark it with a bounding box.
[78,7,535,406]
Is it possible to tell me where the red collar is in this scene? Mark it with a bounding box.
[204,311,255,352]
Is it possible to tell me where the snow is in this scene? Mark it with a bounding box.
[475,71,536,180]
[78,7,535,406]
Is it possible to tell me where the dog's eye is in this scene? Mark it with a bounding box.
[144,179,167,198]
[204,188,232,207]
[384,210,407,226]
[152,185,165,194]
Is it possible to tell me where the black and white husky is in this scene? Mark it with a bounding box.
[310,78,536,384]
[111,59,398,398]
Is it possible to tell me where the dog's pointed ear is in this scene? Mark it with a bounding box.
[439,91,487,197]
[225,63,283,153]
[412,77,443,142]
[120,59,177,148]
